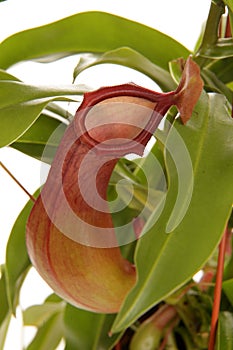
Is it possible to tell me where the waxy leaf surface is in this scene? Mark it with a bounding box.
[0,12,190,71]
[222,278,233,306]
[26,313,63,350]
[0,69,19,81]
[73,47,176,91]
[5,191,40,312]
[0,81,88,147]
[11,114,67,164]
[23,301,65,327]
[64,305,120,350]
[215,312,233,349]
[0,268,11,350]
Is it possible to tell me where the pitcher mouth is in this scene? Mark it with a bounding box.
[74,83,167,156]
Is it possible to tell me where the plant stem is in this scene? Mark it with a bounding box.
[0,161,36,202]
[195,0,225,66]
[208,227,228,350]
[201,1,225,48]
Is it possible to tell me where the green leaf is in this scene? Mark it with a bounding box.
[215,312,233,349]
[169,59,184,85]
[46,102,73,120]
[5,190,40,313]
[0,80,88,147]
[201,68,233,103]
[223,236,233,281]
[0,267,11,350]
[0,313,11,350]
[63,304,121,350]
[133,139,167,191]
[223,0,233,14]
[112,92,233,332]
[24,301,65,327]
[26,313,63,350]
[74,47,176,91]
[11,114,67,163]
[45,293,63,303]
[0,69,20,81]
[0,268,9,325]
[208,58,233,85]
[195,0,224,59]
[198,38,233,59]
[222,278,233,306]
[0,12,190,71]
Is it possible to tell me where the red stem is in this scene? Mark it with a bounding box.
[114,342,121,350]
[0,161,36,203]
[152,304,177,330]
[225,15,232,38]
[208,228,228,350]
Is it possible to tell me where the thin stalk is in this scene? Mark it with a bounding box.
[208,228,228,350]
[201,1,225,48]
[195,0,225,66]
[0,162,36,203]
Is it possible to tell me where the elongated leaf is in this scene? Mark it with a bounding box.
[223,0,233,12]
[0,268,9,325]
[133,139,166,191]
[26,313,63,350]
[222,278,233,305]
[0,12,190,71]
[24,301,65,327]
[46,102,73,120]
[0,267,11,350]
[0,81,88,147]
[5,190,40,313]
[0,313,11,350]
[11,114,67,163]
[169,58,184,84]
[223,243,233,281]
[201,68,233,103]
[215,312,233,349]
[0,69,19,81]
[112,92,233,332]
[208,58,233,84]
[74,47,176,91]
[199,38,233,59]
[63,304,121,350]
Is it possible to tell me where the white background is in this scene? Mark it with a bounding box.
[0,0,211,348]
